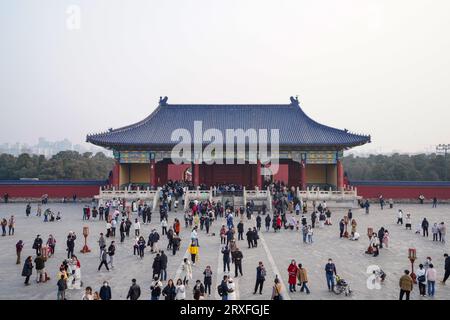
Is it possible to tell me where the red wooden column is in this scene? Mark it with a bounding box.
[300,160,307,190]
[149,159,156,187]
[193,160,200,187]
[112,161,120,188]
[337,159,344,191]
[256,159,262,189]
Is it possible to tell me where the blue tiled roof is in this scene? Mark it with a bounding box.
[87,98,370,149]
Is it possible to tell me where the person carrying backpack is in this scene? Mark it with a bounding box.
[150,276,163,300]
[253,261,266,295]
[218,275,229,300]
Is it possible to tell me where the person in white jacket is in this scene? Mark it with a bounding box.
[180,258,193,286]
[161,218,168,236]
[134,219,141,237]
[416,264,426,297]
[175,279,186,300]
[227,277,237,300]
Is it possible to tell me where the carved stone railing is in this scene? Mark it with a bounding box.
[296,186,359,201]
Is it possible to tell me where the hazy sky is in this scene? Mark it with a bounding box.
[1,0,449,154]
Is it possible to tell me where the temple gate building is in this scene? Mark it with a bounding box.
[87,97,370,191]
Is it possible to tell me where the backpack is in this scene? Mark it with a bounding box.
[217,284,224,296]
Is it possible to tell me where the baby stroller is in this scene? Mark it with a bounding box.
[333,275,352,296]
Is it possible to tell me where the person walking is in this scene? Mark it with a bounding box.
[98,233,106,258]
[219,275,229,300]
[8,215,15,236]
[302,224,308,244]
[203,266,213,296]
[253,261,266,295]
[265,214,271,232]
[416,264,426,297]
[126,279,141,300]
[189,241,199,265]
[252,227,259,248]
[325,258,337,292]
[432,197,437,208]
[426,264,437,297]
[152,253,162,279]
[175,279,186,300]
[98,246,110,271]
[99,281,112,300]
[150,276,163,300]
[439,222,446,243]
[180,258,193,286]
[256,214,262,232]
[22,256,33,286]
[107,241,116,269]
[442,253,450,284]
[287,260,298,292]
[297,263,310,294]
[16,240,24,264]
[422,218,429,237]
[399,270,413,300]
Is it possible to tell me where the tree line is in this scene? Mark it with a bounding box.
[0,151,449,181]
[343,153,450,181]
[0,151,114,180]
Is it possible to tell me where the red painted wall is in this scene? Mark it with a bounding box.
[354,185,450,200]
[0,185,101,198]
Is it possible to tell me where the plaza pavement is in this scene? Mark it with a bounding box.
[0,201,448,300]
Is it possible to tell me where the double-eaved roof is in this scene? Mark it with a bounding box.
[86,97,370,150]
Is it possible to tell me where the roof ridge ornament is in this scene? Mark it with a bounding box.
[289,96,299,106]
[159,96,168,106]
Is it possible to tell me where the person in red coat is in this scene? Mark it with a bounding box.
[276,215,282,231]
[287,260,299,292]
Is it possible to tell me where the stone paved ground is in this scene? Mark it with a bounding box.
[0,202,448,300]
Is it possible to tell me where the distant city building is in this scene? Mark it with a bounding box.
[0,138,111,158]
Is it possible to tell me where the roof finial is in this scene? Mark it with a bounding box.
[159,96,168,106]
[290,96,299,106]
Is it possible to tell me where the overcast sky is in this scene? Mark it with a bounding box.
[1,0,449,154]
